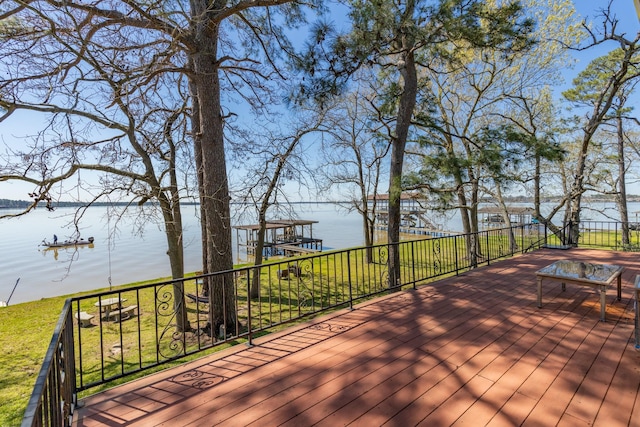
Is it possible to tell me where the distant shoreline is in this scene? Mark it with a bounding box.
[0,200,345,209]
[3,194,640,210]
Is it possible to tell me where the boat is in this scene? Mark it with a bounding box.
[41,236,95,248]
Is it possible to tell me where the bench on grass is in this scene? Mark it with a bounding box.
[75,311,94,327]
[106,305,138,322]
[277,264,302,280]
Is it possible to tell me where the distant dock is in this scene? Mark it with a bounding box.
[234,219,322,259]
[370,193,456,237]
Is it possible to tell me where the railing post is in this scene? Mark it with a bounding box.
[544,222,548,247]
[411,241,416,290]
[486,230,491,266]
[347,252,353,310]
[21,300,77,427]
[68,310,80,423]
[246,268,253,347]
[635,275,640,349]
[454,236,459,275]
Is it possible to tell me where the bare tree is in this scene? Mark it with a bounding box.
[0,9,195,329]
[231,106,329,298]
[1,0,322,335]
[586,99,640,246]
[319,81,390,262]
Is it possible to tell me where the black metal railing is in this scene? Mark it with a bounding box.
[575,221,640,250]
[21,300,77,427]
[22,221,570,427]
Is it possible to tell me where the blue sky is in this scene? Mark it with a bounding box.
[570,1,639,71]
[0,1,639,201]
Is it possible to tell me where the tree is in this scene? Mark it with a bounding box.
[0,9,193,330]
[402,0,580,259]
[404,3,575,262]
[231,106,328,299]
[562,7,640,244]
[318,79,389,261]
[564,46,640,245]
[584,88,639,246]
[298,0,533,288]
[1,0,322,336]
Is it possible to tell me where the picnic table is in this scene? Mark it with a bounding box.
[94,297,137,321]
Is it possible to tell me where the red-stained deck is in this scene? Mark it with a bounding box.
[73,248,640,426]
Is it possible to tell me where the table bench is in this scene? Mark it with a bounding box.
[75,311,94,327]
[105,305,138,322]
[277,264,302,279]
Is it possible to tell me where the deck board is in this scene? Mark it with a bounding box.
[73,248,640,426]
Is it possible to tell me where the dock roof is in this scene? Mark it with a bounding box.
[233,219,318,231]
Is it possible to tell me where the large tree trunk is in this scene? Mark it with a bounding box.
[187,58,209,294]
[250,210,268,299]
[363,202,374,263]
[158,194,190,332]
[614,114,630,246]
[387,49,417,290]
[494,184,517,253]
[189,4,236,336]
[456,185,476,268]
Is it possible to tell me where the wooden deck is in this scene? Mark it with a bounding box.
[73,248,640,426]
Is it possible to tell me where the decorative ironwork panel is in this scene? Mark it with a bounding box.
[432,239,443,275]
[155,284,186,359]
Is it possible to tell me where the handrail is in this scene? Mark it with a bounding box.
[21,299,76,427]
[20,221,571,426]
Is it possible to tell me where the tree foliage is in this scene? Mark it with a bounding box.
[0,0,322,334]
[561,7,640,244]
[296,0,534,284]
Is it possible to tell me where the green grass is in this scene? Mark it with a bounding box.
[0,296,67,427]
[0,275,176,427]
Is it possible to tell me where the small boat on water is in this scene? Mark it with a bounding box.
[41,236,95,248]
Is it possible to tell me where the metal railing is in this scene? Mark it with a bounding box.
[22,221,568,427]
[21,300,77,427]
[575,220,640,250]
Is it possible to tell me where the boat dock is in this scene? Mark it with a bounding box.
[370,193,456,236]
[234,219,322,259]
[478,206,537,229]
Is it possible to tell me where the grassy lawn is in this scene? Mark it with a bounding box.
[0,296,68,427]
[0,276,176,427]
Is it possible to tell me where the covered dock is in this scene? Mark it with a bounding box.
[234,219,322,259]
[478,206,537,228]
[370,193,454,236]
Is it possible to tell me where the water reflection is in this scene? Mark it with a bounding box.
[40,244,95,261]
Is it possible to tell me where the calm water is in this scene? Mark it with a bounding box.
[0,203,373,304]
[1,200,629,305]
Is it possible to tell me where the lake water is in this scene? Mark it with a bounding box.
[0,203,391,304]
[1,200,630,305]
